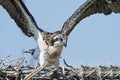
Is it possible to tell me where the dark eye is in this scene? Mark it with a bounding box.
[60,38,63,41]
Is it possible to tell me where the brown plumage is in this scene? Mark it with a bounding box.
[0,0,120,80]
[61,0,120,36]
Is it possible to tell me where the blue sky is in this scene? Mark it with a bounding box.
[0,0,120,66]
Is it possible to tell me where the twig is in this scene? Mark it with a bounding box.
[63,58,75,70]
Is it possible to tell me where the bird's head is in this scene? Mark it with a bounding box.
[45,32,67,47]
[52,33,67,47]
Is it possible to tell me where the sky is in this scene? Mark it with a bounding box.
[0,0,120,67]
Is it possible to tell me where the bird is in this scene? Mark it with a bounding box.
[0,0,120,79]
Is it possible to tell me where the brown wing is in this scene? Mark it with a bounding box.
[61,0,120,36]
[0,0,44,37]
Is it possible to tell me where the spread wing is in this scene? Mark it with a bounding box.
[61,0,120,36]
[0,0,44,37]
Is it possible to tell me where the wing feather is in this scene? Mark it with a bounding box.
[0,0,43,37]
[61,0,120,36]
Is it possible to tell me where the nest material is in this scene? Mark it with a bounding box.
[0,59,120,80]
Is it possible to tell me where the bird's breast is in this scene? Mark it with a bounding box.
[46,46,63,63]
[47,46,63,57]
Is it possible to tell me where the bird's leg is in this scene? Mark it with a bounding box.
[54,58,59,69]
[50,59,60,75]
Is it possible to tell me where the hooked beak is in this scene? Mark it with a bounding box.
[63,36,68,47]
[63,42,67,47]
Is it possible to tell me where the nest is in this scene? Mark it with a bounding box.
[0,56,120,80]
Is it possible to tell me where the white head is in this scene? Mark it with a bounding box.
[52,34,67,47]
[45,33,67,47]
